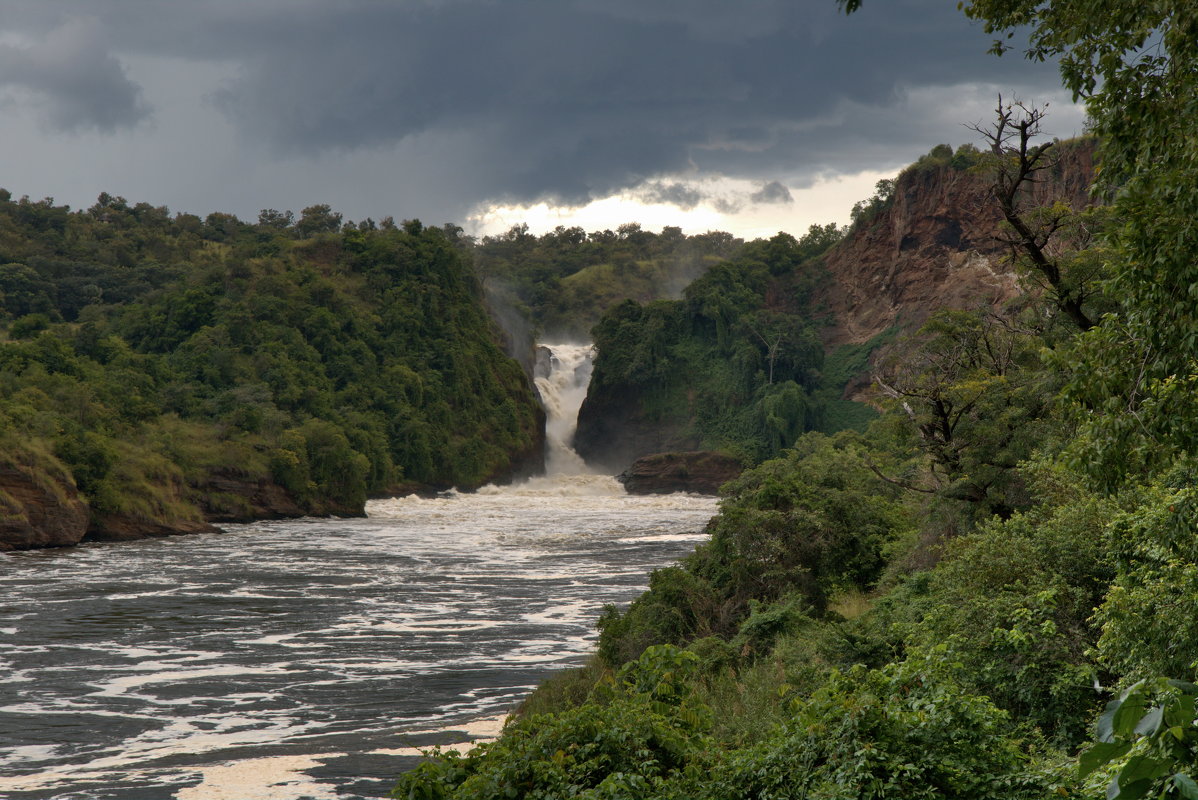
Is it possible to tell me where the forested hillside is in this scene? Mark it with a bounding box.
[574,225,847,470]
[0,197,544,550]
[571,136,1093,473]
[393,2,1198,798]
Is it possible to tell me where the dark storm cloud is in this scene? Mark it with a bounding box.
[2,1,1071,215]
[0,17,147,132]
[637,182,706,210]
[751,181,794,205]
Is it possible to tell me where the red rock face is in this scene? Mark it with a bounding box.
[0,465,90,550]
[819,142,1096,347]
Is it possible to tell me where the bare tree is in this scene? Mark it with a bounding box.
[969,97,1098,331]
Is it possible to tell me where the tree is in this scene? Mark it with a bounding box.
[968,97,1099,330]
[844,1,1198,488]
[296,204,343,238]
[873,310,1049,517]
[257,208,294,230]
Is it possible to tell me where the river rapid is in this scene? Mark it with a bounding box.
[0,344,717,800]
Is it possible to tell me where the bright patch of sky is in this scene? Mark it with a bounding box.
[468,170,899,240]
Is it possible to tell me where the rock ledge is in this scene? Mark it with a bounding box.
[618,451,743,496]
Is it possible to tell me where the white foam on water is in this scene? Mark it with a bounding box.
[175,755,342,800]
[372,713,510,758]
[1,410,719,799]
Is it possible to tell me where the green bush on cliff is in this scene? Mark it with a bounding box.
[695,646,1059,800]
[596,432,913,667]
[392,645,716,800]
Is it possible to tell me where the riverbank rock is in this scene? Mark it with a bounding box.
[618,451,744,495]
[0,460,90,550]
[85,514,218,542]
[192,468,308,523]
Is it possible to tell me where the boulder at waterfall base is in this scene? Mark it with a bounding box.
[618,451,744,495]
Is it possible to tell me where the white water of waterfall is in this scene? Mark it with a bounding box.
[533,342,595,475]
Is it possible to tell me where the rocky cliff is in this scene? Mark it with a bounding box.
[575,401,703,476]
[0,457,305,550]
[0,452,90,550]
[820,140,1096,347]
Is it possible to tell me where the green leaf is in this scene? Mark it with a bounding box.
[1119,755,1172,786]
[1164,694,1196,728]
[1081,742,1133,777]
[1134,706,1164,737]
[1173,774,1198,800]
[1112,778,1154,800]
[1113,693,1149,739]
[1099,697,1123,743]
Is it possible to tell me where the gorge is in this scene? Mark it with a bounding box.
[0,130,1121,800]
[0,344,718,800]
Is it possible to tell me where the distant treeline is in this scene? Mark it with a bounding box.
[472,222,746,339]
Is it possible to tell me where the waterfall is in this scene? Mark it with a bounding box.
[533,342,595,475]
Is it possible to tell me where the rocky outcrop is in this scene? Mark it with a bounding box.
[619,451,744,495]
[0,460,90,550]
[192,468,309,523]
[85,514,217,542]
[820,141,1096,347]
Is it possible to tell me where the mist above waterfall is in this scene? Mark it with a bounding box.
[534,343,595,475]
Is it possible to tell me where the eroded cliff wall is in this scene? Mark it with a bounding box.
[820,140,1096,346]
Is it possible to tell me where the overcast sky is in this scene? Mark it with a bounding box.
[0,1,1082,239]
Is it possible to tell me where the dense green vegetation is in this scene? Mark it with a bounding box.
[575,224,861,467]
[0,196,542,538]
[393,2,1198,798]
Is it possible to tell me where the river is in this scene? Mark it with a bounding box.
[0,344,717,800]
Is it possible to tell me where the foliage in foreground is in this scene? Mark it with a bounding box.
[400,0,1198,795]
[394,644,1060,800]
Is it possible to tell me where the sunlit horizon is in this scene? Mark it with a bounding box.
[466,168,900,241]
